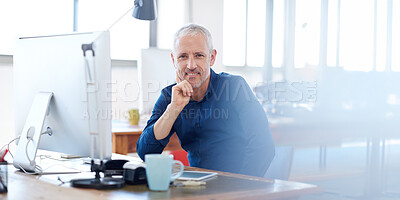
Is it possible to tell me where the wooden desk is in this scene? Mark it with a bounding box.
[1,163,322,200]
[112,120,182,155]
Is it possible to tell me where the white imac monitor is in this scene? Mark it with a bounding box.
[13,31,112,171]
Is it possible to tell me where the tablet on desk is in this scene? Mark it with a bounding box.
[177,171,218,181]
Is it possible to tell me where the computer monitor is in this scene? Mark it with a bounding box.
[13,31,112,171]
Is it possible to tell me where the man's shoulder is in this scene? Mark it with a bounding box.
[161,83,177,96]
[153,83,175,106]
[214,71,247,86]
[215,71,245,82]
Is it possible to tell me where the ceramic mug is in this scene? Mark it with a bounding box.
[145,154,184,191]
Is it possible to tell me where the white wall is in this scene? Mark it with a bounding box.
[110,60,140,120]
[0,56,14,144]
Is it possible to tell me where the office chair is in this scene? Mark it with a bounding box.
[264,146,294,180]
[170,149,189,166]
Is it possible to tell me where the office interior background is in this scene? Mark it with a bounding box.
[1,0,400,199]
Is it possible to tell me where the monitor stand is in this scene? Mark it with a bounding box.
[70,160,124,189]
[13,92,54,172]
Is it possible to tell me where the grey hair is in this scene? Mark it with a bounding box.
[173,23,214,54]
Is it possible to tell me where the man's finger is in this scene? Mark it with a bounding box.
[175,83,187,96]
[181,82,193,97]
[180,84,189,97]
[184,82,193,96]
[180,80,193,96]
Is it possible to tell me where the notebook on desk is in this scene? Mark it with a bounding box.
[32,150,91,174]
[36,163,82,175]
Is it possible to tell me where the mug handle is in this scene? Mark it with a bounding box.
[170,160,184,181]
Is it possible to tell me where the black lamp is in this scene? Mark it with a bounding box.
[132,0,157,20]
[106,0,157,31]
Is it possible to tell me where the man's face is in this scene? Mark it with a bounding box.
[171,33,216,89]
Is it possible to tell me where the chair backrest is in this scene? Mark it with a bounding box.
[264,146,294,180]
[170,149,189,166]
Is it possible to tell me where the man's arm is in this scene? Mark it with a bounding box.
[136,91,172,161]
[232,77,275,177]
[153,77,192,140]
[136,79,193,161]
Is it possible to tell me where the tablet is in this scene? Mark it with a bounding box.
[177,171,218,181]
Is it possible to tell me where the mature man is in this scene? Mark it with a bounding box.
[137,24,275,177]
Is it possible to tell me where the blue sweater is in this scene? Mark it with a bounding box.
[137,69,275,177]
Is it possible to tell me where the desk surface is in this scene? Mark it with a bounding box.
[1,157,322,200]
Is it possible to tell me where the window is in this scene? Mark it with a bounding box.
[392,0,400,71]
[375,0,388,71]
[294,0,320,68]
[223,0,400,73]
[337,0,374,71]
[223,0,266,67]
[271,0,285,68]
[223,0,246,66]
[246,0,267,67]
[326,0,338,67]
[0,0,73,55]
[0,0,151,61]
[78,0,150,60]
[327,0,397,72]
[157,0,186,50]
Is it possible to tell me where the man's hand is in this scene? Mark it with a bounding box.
[153,75,192,141]
[171,75,193,110]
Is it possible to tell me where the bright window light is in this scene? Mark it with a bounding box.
[392,0,400,71]
[294,0,320,68]
[339,0,374,71]
[0,0,73,55]
[272,0,284,68]
[78,0,149,60]
[223,0,246,66]
[0,2,17,55]
[376,0,387,71]
[157,0,185,50]
[246,0,266,67]
[327,0,339,67]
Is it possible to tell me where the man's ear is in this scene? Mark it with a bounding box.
[171,52,176,67]
[171,52,180,83]
[209,49,217,67]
